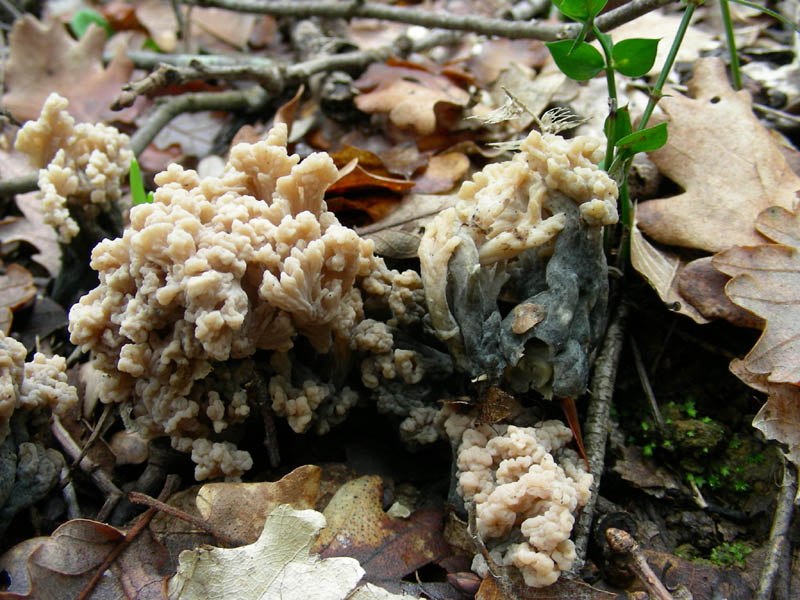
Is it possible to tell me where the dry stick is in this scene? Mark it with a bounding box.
[571,300,628,573]
[629,335,665,433]
[756,458,798,600]
[605,528,674,600]
[51,414,123,522]
[189,0,674,41]
[69,403,113,471]
[76,474,180,600]
[129,490,246,547]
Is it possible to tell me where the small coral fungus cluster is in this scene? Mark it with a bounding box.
[20,93,617,587]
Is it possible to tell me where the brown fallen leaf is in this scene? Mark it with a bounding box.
[313,475,449,591]
[194,464,321,544]
[730,359,800,469]
[0,193,61,277]
[412,152,470,193]
[0,264,36,334]
[713,205,800,383]
[354,62,470,136]
[3,16,136,123]
[0,519,169,600]
[636,58,800,253]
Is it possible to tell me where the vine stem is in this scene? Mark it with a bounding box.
[638,2,697,131]
[718,0,742,90]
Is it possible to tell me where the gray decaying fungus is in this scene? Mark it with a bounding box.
[418,129,618,398]
[0,333,76,536]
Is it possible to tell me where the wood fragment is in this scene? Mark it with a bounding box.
[605,528,674,600]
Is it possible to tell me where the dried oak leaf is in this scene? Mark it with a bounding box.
[713,205,800,383]
[167,504,407,600]
[354,62,470,135]
[2,16,135,123]
[0,193,61,277]
[312,475,449,592]
[0,519,169,599]
[636,58,800,253]
[730,359,800,468]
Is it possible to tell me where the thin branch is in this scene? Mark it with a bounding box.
[188,0,674,41]
[756,458,798,600]
[76,475,180,600]
[129,490,246,547]
[130,86,268,156]
[606,528,674,600]
[630,335,665,433]
[571,299,627,572]
[0,172,38,196]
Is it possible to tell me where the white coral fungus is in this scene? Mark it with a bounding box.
[456,421,592,587]
[68,124,378,479]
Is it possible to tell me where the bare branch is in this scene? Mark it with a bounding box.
[188,0,674,40]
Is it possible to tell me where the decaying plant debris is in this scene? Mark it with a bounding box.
[0,1,798,599]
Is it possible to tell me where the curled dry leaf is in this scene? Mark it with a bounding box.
[354,62,470,135]
[713,206,800,384]
[0,264,36,334]
[636,58,800,253]
[0,518,169,599]
[0,192,61,277]
[677,257,763,328]
[629,217,709,324]
[3,16,135,123]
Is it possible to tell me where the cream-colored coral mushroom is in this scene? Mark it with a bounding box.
[15,92,132,243]
[455,421,592,588]
[0,333,78,443]
[69,124,381,478]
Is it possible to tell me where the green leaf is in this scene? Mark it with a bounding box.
[546,40,605,81]
[130,158,152,206]
[552,0,608,21]
[612,38,660,77]
[69,9,114,39]
[142,38,163,52]
[604,106,632,145]
[615,122,668,153]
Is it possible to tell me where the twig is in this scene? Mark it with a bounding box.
[0,0,22,21]
[753,102,800,126]
[69,404,113,471]
[756,457,798,600]
[51,414,122,522]
[59,466,82,520]
[630,335,665,433]
[170,0,188,52]
[129,86,269,156]
[188,0,674,41]
[129,490,246,547]
[76,475,180,600]
[571,300,627,572]
[605,528,674,600]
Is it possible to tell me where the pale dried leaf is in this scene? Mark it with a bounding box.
[167,505,365,600]
[730,359,800,469]
[3,16,134,123]
[713,206,800,383]
[636,58,800,253]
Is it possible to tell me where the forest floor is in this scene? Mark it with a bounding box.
[0,1,798,599]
